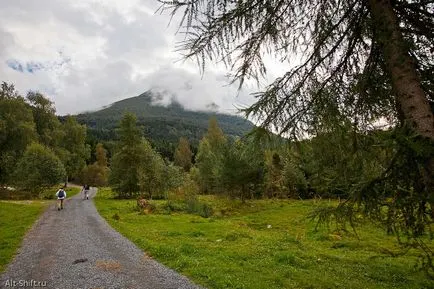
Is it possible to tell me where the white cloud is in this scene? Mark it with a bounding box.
[145,65,254,114]
[0,0,259,115]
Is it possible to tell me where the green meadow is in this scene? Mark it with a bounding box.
[95,188,433,289]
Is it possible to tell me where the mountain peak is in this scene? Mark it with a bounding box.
[75,91,254,157]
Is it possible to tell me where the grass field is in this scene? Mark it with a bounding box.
[0,186,80,272]
[0,201,47,272]
[94,188,433,289]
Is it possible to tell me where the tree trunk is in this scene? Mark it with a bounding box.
[368,0,434,210]
[368,0,434,139]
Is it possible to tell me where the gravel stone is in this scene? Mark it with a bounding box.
[0,188,203,289]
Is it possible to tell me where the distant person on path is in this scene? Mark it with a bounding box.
[56,187,66,210]
[82,184,90,200]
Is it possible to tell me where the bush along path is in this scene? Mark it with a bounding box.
[0,188,202,289]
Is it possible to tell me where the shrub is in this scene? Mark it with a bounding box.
[163,201,185,213]
[13,143,66,196]
[200,203,214,218]
[185,194,214,218]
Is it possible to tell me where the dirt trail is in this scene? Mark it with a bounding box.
[0,188,202,289]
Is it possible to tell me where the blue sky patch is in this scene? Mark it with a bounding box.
[26,62,45,73]
[6,59,45,73]
[6,59,24,72]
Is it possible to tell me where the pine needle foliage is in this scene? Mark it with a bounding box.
[158,0,433,136]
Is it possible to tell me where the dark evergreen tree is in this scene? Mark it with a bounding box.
[109,113,144,197]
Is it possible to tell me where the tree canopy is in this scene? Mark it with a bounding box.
[159,0,433,138]
[109,112,184,198]
[0,84,37,184]
[13,143,66,194]
[0,82,89,193]
[110,113,144,196]
[174,137,193,171]
[80,143,109,187]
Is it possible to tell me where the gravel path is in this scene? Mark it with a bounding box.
[0,188,202,289]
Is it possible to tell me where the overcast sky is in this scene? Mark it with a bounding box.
[0,0,275,115]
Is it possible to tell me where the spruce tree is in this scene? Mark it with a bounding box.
[109,113,145,197]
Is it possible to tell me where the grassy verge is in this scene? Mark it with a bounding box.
[95,188,433,289]
[0,185,81,200]
[67,186,82,198]
[0,200,48,272]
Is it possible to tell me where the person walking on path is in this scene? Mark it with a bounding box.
[56,187,66,210]
[82,184,90,200]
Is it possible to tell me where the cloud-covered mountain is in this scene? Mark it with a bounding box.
[74,90,254,158]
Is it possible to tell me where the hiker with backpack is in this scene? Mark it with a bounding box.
[82,184,90,200]
[56,187,67,210]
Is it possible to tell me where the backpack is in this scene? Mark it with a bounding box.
[58,190,65,198]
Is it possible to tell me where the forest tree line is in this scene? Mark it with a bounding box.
[107,111,396,204]
[0,82,90,195]
[0,80,393,204]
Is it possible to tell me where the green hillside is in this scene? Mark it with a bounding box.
[73,91,254,158]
